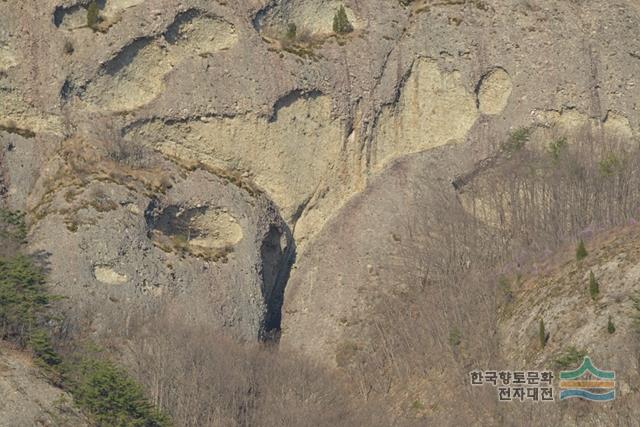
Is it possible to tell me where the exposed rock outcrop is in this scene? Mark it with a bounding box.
[2,0,640,424]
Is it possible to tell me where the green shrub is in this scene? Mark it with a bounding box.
[29,328,61,366]
[410,400,425,411]
[87,0,100,30]
[598,152,621,177]
[539,318,546,348]
[504,127,531,152]
[607,316,615,334]
[0,240,169,425]
[588,270,599,300]
[554,346,587,369]
[448,327,461,347]
[0,255,49,344]
[576,239,588,261]
[548,137,567,160]
[498,276,513,303]
[70,357,170,426]
[333,6,353,34]
[0,209,27,241]
[286,22,297,40]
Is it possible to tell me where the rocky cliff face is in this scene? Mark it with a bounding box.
[1,0,640,425]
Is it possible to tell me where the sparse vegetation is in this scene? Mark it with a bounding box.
[29,329,62,367]
[498,276,513,303]
[576,239,588,261]
[105,135,148,168]
[5,1,640,423]
[588,270,600,300]
[548,136,567,160]
[0,209,170,425]
[351,128,640,422]
[89,188,119,213]
[504,127,531,152]
[411,399,425,411]
[554,346,587,369]
[263,23,324,59]
[599,152,622,177]
[333,5,353,34]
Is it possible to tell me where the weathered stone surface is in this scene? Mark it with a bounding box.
[1,0,640,423]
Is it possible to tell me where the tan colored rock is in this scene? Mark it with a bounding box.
[603,111,634,139]
[188,210,243,251]
[0,44,17,71]
[373,59,479,170]
[258,0,361,35]
[126,94,343,226]
[477,68,512,115]
[531,109,635,142]
[83,11,238,112]
[94,266,128,284]
[0,90,63,136]
[102,0,145,19]
[84,38,174,112]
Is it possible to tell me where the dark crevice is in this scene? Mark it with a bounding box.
[269,89,322,123]
[473,66,508,109]
[251,0,279,32]
[259,222,295,342]
[53,1,106,28]
[145,197,296,342]
[60,79,74,102]
[53,4,82,28]
[163,9,204,45]
[101,37,155,76]
[145,203,209,239]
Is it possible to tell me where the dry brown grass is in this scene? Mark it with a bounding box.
[29,134,172,229]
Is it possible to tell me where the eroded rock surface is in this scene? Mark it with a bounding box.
[2,0,640,424]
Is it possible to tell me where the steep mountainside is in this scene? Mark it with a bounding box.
[0,343,87,426]
[1,0,640,425]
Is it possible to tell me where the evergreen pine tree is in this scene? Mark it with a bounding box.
[576,239,588,261]
[333,6,352,34]
[539,319,546,348]
[286,23,297,40]
[589,270,600,300]
[87,0,100,30]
